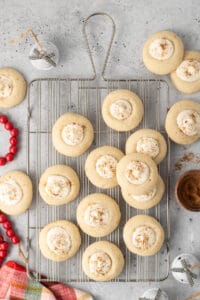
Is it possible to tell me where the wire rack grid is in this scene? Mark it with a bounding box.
[26,13,170,283]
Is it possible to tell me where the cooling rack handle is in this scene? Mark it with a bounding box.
[82,12,116,79]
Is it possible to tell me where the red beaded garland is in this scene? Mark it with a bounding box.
[0,211,20,265]
[0,115,19,166]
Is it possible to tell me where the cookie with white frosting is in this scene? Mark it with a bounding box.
[165,99,200,144]
[39,220,81,262]
[0,68,26,108]
[85,146,124,189]
[143,31,184,74]
[123,215,164,256]
[116,153,158,195]
[121,175,165,210]
[77,193,121,237]
[125,128,167,164]
[0,170,33,215]
[82,241,124,281]
[39,165,80,205]
[102,89,144,132]
[171,51,200,94]
[52,113,94,157]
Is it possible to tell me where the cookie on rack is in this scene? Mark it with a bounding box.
[0,68,26,108]
[121,175,165,210]
[116,153,158,195]
[143,31,184,75]
[0,170,33,215]
[170,50,200,94]
[123,215,164,256]
[165,99,200,145]
[82,241,124,281]
[102,89,144,132]
[85,146,124,189]
[76,193,121,237]
[125,128,167,164]
[39,220,81,262]
[52,113,94,157]
[39,164,80,206]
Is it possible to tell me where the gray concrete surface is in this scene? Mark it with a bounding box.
[1,0,200,299]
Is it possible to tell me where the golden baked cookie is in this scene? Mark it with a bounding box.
[143,31,184,75]
[121,175,165,210]
[85,146,124,189]
[125,128,167,164]
[52,113,94,157]
[165,99,200,145]
[123,215,164,256]
[0,170,33,215]
[171,51,200,94]
[102,89,144,132]
[82,241,124,281]
[116,153,158,195]
[39,220,81,262]
[39,164,80,206]
[76,193,121,237]
[0,68,26,108]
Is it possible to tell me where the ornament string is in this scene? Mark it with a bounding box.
[171,259,198,287]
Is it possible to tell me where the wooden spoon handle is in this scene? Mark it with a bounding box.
[186,291,200,300]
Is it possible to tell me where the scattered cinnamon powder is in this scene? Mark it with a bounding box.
[174,152,200,171]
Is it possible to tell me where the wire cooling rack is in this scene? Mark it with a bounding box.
[26,13,170,282]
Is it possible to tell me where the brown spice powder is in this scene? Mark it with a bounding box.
[174,152,200,171]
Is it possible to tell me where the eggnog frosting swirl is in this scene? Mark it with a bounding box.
[0,179,23,206]
[89,252,112,275]
[132,226,156,250]
[149,38,174,61]
[132,187,157,202]
[84,204,109,227]
[61,123,84,146]
[136,137,160,158]
[0,74,13,98]
[176,59,200,82]
[110,99,132,120]
[125,161,150,185]
[96,155,118,179]
[45,175,71,199]
[46,227,72,255]
[177,110,200,136]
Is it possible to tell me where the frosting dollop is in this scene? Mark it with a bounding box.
[45,175,71,199]
[132,187,157,202]
[125,161,150,185]
[149,38,174,60]
[136,137,160,158]
[46,227,71,255]
[84,204,109,227]
[0,75,13,98]
[0,179,23,206]
[61,123,84,146]
[96,155,118,179]
[176,59,200,82]
[110,99,132,120]
[177,110,200,136]
[132,226,156,250]
[89,252,112,275]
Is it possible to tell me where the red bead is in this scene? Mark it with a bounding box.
[10,128,19,137]
[9,145,18,154]
[4,121,13,130]
[0,250,7,258]
[5,153,14,162]
[3,221,12,229]
[0,157,6,166]
[0,258,3,265]
[6,229,15,238]
[9,136,17,145]
[0,236,3,243]
[0,214,6,223]
[11,236,20,244]
[0,115,8,124]
[0,242,8,250]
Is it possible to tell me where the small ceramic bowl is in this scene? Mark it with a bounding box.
[175,169,200,211]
